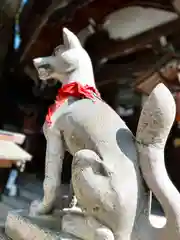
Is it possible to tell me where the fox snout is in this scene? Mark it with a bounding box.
[33,57,43,65]
[33,57,53,69]
[33,57,55,80]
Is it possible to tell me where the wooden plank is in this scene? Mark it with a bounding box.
[135,53,179,94]
[0,160,12,168]
[0,130,26,145]
[135,72,163,94]
[0,141,32,162]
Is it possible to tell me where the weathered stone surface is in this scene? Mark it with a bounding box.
[0,232,10,240]
[5,210,76,240]
[26,28,180,239]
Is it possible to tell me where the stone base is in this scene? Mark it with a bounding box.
[5,209,167,240]
[5,210,78,240]
[0,233,10,240]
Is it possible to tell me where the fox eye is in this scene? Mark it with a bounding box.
[38,63,51,70]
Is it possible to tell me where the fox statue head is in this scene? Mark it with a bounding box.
[33,28,95,87]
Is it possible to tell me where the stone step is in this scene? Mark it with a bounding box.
[5,210,167,240]
[0,174,43,228]
[2,195,29,210]
[15,174,43,203]
[5,210,78,240]
[18,188,42,202]
[0,228,10,239]
[0,202,13,228]
[0,232,10,240]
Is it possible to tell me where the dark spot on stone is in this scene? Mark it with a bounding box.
[93,206,100,212]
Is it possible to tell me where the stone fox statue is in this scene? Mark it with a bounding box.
[32,28,180,240]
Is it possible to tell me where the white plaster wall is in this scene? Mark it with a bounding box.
[78,6,178,44]
[103,6,178,40]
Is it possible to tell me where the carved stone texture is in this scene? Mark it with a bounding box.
[5,210,79,240]
[0,232,10,240]
[6,28,180,240]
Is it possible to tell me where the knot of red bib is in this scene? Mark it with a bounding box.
[46,81,101,126]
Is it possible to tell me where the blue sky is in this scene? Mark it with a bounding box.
[14,0,28,50]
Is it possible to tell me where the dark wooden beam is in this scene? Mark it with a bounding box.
[20,0,96,62]
[27,9,180,61]
[20,0,176,62]
[91,18,180,60]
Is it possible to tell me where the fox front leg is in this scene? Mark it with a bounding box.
[30,127,64,215]
[72,149,137,240]
[62,213,114,240]
[65,181,80,211]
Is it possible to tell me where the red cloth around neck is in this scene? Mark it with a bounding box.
[46,81,100,126]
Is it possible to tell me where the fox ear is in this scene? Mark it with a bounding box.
[63,28,82,49]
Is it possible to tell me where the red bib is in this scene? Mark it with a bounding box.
[46,81,101,126]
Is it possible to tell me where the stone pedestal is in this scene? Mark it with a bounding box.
[5,210,78,240]
[0,232,9,240]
